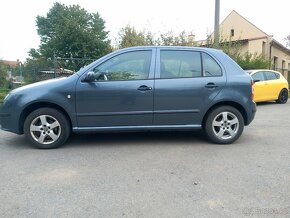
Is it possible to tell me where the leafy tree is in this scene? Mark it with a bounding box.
[118,25,154,48]
[29,2,111,71]
[204,36,270,70]
[117,25,196,48]
[0,60,8,88]
[285,35,290,47]
[159,31,196,46]
[236,53,270,70]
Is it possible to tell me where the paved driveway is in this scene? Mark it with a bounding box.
[0,102,290,217]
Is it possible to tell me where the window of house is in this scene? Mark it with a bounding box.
[93,50,152,81]
[230,29,235,37]
[160,50,202,78]
[262,42,266,57]
[273,56,278,70]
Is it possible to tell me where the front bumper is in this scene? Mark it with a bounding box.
[0,102,22,135]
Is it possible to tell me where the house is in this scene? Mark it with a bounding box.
[199,10,290,82]
[2,60,19,79]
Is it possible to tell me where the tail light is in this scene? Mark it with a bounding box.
[251,80,254,101]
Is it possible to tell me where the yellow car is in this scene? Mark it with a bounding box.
[246,70,289,104]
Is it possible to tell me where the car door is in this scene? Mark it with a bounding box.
[252,71,267,102]
[75,49,155,128]
[153,49,226,125]
[264,71,281,100]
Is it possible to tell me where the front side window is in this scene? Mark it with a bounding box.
[160,50,202,78]
[252,72,265,82]
[93,50,152,81]
[202,53,222,77]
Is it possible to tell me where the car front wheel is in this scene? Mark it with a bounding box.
[204,106,244,144]
[24,108,70,149]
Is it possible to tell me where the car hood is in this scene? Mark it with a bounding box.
[10,77,73,95]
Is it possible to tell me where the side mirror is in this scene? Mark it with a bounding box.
[81,71,95,83]
[253,79,260,83]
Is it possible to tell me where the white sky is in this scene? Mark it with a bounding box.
[0,0,289,62]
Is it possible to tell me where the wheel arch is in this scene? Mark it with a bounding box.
[202,101,248,128]
[19,102,72,134]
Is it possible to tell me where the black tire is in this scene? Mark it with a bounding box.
[24,108,70,149]
[276,89,288,104]
[204,106,244,144]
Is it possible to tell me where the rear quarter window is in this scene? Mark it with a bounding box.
[202,53,222,77]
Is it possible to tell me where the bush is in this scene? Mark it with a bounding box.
[236,53,270,70]
[0,88,10,103]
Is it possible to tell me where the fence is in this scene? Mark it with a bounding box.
[23,57,96,84]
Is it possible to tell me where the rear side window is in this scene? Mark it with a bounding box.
[160,50,202,78]
[202,53,222,77]
[264,71,279,80]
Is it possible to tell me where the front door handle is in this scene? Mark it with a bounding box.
[138,85,152,91]
[205,82,218,89]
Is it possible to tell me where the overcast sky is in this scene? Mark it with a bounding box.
[0,0,289,62]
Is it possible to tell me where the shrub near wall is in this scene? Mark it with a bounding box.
[236,53,270,70]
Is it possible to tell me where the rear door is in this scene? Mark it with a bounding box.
[153,48,226,125]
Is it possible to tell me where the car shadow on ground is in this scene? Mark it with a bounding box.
[256,101,278,106]
[65,130,209,148]
[2,130,241,150]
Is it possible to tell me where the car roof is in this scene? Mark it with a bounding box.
[118,45,222,53]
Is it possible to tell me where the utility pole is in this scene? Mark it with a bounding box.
[214,0,220,46]
[53,52,57,78]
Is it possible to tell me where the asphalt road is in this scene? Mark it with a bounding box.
[0,102,290,218]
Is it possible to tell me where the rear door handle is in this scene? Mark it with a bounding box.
[205,82,218,89]
[138,85,152,91]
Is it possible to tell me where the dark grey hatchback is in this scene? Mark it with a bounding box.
[0,46,256,148]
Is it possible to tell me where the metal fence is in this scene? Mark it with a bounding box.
[23,57,96,84]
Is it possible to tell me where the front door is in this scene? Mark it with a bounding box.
[75,49,155,128]
[252,71,267,102]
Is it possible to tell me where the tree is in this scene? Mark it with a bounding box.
[204,36,270,70]
[159,31,196,46]
[118,25,154,49]
[0,60,10,87]
[285,35,290,47]
[236,53,270,70]
[29,2,111,71]
[117,25,196,48]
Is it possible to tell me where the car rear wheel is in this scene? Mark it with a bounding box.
[276,89,288,104]
[204,106,244,144]
[24,108,70,149]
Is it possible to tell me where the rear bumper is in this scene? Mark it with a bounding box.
[246,101,256,125]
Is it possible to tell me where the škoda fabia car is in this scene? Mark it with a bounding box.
[0,46,256,148]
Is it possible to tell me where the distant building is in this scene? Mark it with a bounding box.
[2,60,24,87]
[2,60,19,79]
[199,10,290,81]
